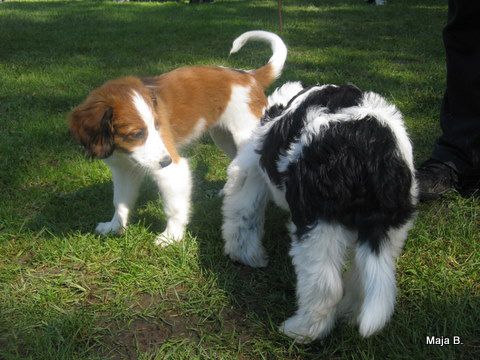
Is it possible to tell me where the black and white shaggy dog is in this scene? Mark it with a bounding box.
[221,82,418,342]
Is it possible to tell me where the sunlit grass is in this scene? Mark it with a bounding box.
[0,1,478,359]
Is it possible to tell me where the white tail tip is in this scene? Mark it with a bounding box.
[229,30,287,79]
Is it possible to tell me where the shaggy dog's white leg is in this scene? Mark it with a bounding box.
[152,158,192,246]
[280,221,355,343]
[96,160,144,235]
[355,220,413,337]
[222,166,269,268]
[222,143,269,268]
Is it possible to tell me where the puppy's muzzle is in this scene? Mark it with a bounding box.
[159,156,172,168]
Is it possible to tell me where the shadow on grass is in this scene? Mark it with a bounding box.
[26,181,114,235]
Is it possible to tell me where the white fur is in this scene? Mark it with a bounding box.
[355,243,396,337]
[222,153,269,268]
[230,30,287,79]
[266,84,332,174]
[222,141,260,196]
[96,152,144,235]
[276,137,305,174]
[97,155,192,245]
[267,81,304,108]
[153,158,192,246]
[218,85,261,150]
[354,220,414,338]
[130,92,171,169]
[267,83,325,174]
[276,108,333,173]
[340,222,414,329]
[279,221,356,343]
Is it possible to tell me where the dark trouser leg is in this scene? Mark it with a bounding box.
[432,0,480,175]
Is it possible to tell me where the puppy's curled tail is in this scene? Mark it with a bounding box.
[230,30,287,89]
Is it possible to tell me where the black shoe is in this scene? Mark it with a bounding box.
[416,159,459,201]
[457,169,480,197]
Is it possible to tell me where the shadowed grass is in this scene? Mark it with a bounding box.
[0,0,478,359]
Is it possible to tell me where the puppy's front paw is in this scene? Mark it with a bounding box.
[95,221,123,235]
[154,226,185,247]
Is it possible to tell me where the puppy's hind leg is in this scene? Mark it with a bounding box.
[222,156,269,268]
[209,126,237,159]
[355,221,413,337]
[96,159,144,235]
[280,222,354,343]
[219,98,259,152]
[152,158,192,246]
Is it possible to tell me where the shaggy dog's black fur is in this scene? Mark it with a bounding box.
[222,82,418,342]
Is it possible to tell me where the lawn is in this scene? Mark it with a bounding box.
[0,0,478,359]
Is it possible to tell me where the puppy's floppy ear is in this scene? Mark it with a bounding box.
[69,102,115,159]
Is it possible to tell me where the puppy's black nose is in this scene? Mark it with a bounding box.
[159,156,172,168]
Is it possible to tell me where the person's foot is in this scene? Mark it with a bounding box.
[457,169,480,197]
[416,159,459,201]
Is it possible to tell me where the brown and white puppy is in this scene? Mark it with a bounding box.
[69,31,287,245]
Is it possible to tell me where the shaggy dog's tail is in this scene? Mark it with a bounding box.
[230,30,287,88]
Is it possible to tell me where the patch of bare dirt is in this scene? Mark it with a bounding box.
[101,309,201,360]
[98,289,258,359]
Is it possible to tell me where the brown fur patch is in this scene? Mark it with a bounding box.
[70,64,273,161]
[69,77,180,161]
[145,66,261,143]
[252,63,275,89]
[69,77,149,156]
[248,83,268,119]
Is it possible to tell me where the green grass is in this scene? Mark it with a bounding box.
[0,0,478,358]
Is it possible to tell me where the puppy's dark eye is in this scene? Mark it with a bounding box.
[130,129,146,140]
